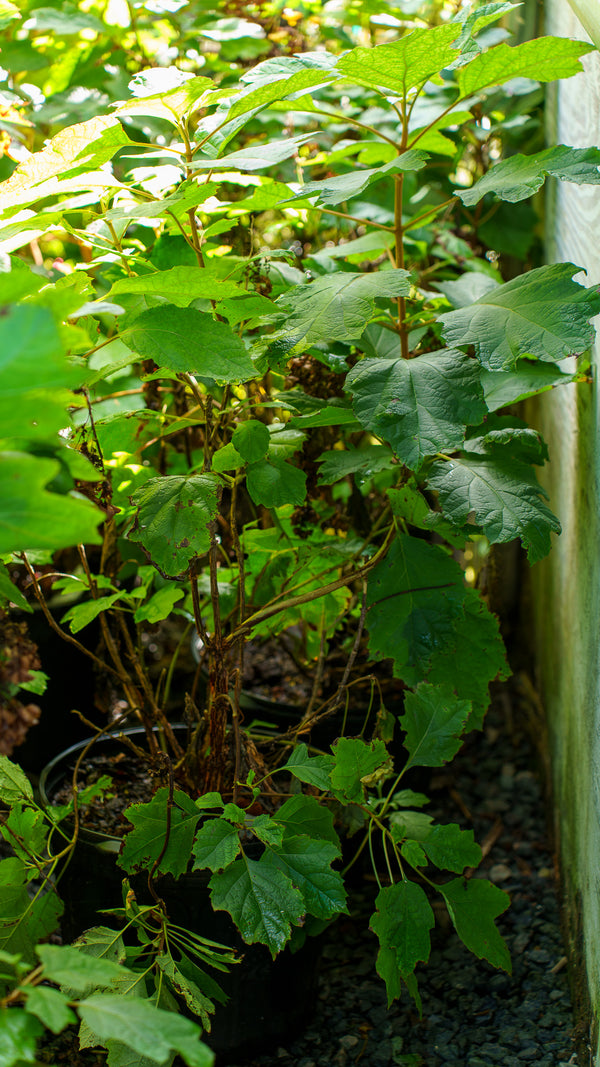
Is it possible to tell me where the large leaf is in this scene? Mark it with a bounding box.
[400,684,471,768]
[481,358,581,412]
[262,835,348,920]
[347,350,486,470]
[438,264,600,370]
[77,995,213,1067]
[0,452,102,554]
[117,788,201,879]
[37,944,133,995]
[366,535,466,684]
[274,795,340,849]
[123,306,255,384]
[129,475,219,579]
[110,267,246,307]
[439,878,511,972]
[370,882,434,978]
[0,1008,42,1067]
[336,24,462,95]
[227,68,338,121]
[459,145,600,206]
[25,986,76,1034]
[191,135,312,172]
[0,306,82,438]
[209,854,304,956]
[0,117,129,213]
[274,271,410,349]
[290,153,428,207]
[457,37,594,98]
[428,452,561,562]
[424,589,509,729]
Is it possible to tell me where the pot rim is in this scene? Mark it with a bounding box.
[38,724,185,848]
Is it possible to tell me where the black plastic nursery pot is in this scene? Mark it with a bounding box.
[39,728,323,1061]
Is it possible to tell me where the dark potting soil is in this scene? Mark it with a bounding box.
[49,747,160,834]
[35,679,580,1067]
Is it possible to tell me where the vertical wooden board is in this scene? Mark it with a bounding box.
[533,3,600,1058]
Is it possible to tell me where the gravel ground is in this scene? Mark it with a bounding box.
[222,682,580,1067]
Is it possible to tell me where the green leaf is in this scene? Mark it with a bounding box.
[246,457,307,507]
[191,135,312,172]
[72,926,127,966]
[400,684,471,768]
[0,1007,42,1067]
[110,266,245,307]
[129,475,219,579]
[274,270,411,349]
[337,24,462,95]
[124,307,255,384]
[209,854,304,956]
[77,995,214,1067]
[24,985,76,1034]
[2,806,47,860]
[232,420,270,462]
[439,878,511,972]
[421,824,481,873]
[262,836,348,920]
[156,955,215,1031]
[387,484,464,547]
[330,738,389,802]
[0,756,33,804]
[366,535,466,684]
[116,73,216,123]
[191,818,241,872]
[348,350,486,470]
[37,944,133,995]
[62,593,123,634]
[457,37,594,98]
[278,744,335,791]
[459,145,600,206]
[0,305,82,439]
[390,811,434,843]
[291,154,428,207]
[400,840,428,869]
[0,563,32,611]
[465,425,548,465]
[370,882,434,976]
[274,795,340,849]
[0,116,131,214]
[438,264,600,370]
[118,788,201,879]
[424,590,509,729]
[0,452,102,554]
[249,815,285,849]
[211,443,244,473]
[227,68,337,121]
[133,585,185,625]
[481,358,581,412]
[317,445,395,485]
[428,453,561,562]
